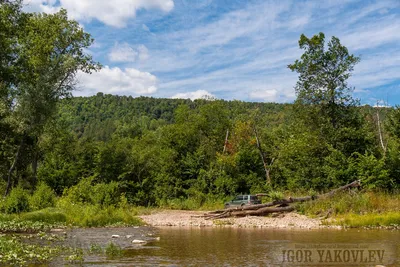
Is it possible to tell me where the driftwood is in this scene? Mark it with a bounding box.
[202,180,361,220]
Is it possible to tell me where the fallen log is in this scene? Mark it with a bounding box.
[207,206,295,219]
[205,197,313,215]
[203,180,361,220]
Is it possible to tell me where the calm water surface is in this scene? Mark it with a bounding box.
[81,227,399,267]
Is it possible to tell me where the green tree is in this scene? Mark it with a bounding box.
[283,33,376,189]
[2,5,100,195]
[288,32,360,116]
[287,33,373,154]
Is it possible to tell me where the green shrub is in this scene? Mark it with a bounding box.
[29,182,57,211]
[4,186,30,214]
[105,242,122,258]
[92,181,120,206]
[63,176,94,204]
[63,177,122,206]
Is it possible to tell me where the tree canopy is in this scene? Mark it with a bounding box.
[288,32,360,107]
[0,1,100,195]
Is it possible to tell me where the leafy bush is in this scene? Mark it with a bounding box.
[63,177,121,206]
[63,176,94,204]
[92,181,120,206]
[4,186,30,214]
[348,153,392,189]
[29,182,57,211]
[105,242,122,258]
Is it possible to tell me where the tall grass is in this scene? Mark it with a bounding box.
[334,212,400,228]
[297,191,400,227]
[56,198,143,227]
[298,191,399,216]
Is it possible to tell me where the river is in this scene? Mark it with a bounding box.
[65,227,399,266]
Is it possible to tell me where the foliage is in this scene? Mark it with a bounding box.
[56,198,143,227]
[3,186,30,213]
[298,191,399,217]
[105,242,123,258]
[29,182,57,210]
[20,208,66,224]
[334,212,400,228]
[288,32,360,108]
[0,2,100,195]
[0,236,61,266]
[0,219,57,233]
[385,105,400,139]
[348,153,392,189]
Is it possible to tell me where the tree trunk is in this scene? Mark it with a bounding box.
[222,129,229,154]
[5,136,25,196]
[376,109,386,154]
[253,126,271,184]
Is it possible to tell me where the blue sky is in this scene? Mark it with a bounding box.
[24,0,400,105]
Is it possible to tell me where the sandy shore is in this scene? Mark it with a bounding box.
[139,210,339,229]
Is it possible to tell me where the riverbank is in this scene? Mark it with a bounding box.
[139,210,337,229]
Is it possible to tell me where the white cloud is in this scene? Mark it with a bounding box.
[75,66,158,96]
[165,1,290,52]
[137,45,149,61]
[249,89,278,102]
[23,0,174,27]
[23,0,60,13]
[342,19,400,50]
[171,90,215,100]
[108,43,149,63]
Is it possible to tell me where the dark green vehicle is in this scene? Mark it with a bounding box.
[224,195,261,209]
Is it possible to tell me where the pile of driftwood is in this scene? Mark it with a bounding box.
[202,180,361,220]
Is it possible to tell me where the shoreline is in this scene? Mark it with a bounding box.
[139,210,341,230]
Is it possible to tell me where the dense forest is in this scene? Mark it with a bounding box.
[1,2,399,209]
[3,93,400,206]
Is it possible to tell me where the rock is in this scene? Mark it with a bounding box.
[111,235,120,238]
[51,228,66,232]
[126,235,133,239]
[132,239,147,244]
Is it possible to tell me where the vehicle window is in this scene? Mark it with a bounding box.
[250,196,257,201]
[235,196,243,201]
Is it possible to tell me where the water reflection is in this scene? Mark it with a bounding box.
[112,228,399,267]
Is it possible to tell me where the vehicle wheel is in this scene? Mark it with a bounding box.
[240,203,245,208]
[224,204,230,209]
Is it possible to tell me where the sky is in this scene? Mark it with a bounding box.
[23,0,400,105]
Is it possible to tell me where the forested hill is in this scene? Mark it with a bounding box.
[42,92,398,203]
[58,93,289,141]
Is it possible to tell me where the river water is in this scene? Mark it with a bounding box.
[73,227,399,267]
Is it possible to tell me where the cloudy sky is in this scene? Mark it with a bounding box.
[24,0,400,105]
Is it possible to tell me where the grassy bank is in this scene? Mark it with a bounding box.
[0,202,147,266]
[0,205,145,233]
[297,191,400,228]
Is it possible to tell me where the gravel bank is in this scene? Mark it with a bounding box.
[139,210,338,229]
